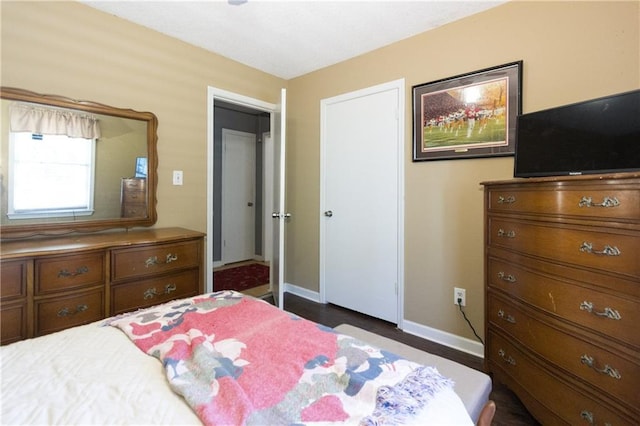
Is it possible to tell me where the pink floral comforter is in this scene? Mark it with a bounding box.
[109,291,456,425]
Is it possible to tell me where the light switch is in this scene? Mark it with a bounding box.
[172,170,183,185]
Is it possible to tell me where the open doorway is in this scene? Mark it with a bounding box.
[212,100,271,296]
[207,86,286,308]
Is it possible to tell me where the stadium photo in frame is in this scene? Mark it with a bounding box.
[412,61,522,161]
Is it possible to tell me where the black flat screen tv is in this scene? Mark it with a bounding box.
[514,89,640,177]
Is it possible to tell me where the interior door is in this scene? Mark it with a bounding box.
[271,89,287,309]
[222,129,256,264]
[321,80,403,323]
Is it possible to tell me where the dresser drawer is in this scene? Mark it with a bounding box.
[111,269,199,314]
[488,218,640,279]
[0,259,28,301]
[489,294,639,410]
[122,188,145,203]
[111,240,201,281]
[488,257,640,348]
[121,204,147,218]
[0,302,27,345]
[121,178,146,192]
[35,289,104,336]
[488,330,634,426]
[35,253,105,295]
[487,186,640,221]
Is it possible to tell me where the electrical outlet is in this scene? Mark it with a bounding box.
[454,287,466,306]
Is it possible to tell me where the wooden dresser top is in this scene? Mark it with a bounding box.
[0,227,205,259]
[481,171,640,186]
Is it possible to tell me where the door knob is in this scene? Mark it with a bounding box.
[248,202,254,207]
[324,210,333,217]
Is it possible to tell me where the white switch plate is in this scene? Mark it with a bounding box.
[172,170,183,185]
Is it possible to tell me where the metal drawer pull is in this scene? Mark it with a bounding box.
[578,196,620,208]
[58,266,89,278]
[497,229,516,238]
[57,304,88,317]
[145,253,179,267]
[143,287,157,299]
[497,195,516,204]
[143,283,178,299]
[497,271,517,283]
[579,301,621,320]
[580,354,621,379]
[580,410,612,426]
[497,309,516,323]
[498,349,516,365]
[579,242,621,257]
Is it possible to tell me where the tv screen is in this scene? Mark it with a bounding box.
[514,90,640,177]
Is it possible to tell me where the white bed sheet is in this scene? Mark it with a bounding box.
[0,321,200,425]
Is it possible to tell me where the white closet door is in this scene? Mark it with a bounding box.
[321,80,404,323]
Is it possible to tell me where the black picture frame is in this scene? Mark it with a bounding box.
[412,61,522,162]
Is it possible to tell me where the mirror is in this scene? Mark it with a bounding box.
[0,87,157,239]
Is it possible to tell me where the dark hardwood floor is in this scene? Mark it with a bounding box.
[278,292,540,426]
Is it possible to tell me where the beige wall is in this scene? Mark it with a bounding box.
[2,1,639,345]
[1,0,285,234]
[285,1,639,341]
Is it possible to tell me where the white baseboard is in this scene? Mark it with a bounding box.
[283,282,320,303]
[402,319,485,359]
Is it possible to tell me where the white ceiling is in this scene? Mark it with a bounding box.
[81,0,506,80]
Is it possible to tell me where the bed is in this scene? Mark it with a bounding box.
[0,291,493,425]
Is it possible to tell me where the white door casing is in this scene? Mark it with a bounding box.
[262,132,274,264]
[206,87,286,301]
[320,79,405,325]
[271,88,287,309]
[221,129,256,264]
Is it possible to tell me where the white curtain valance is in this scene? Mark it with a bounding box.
[9,102,101,139]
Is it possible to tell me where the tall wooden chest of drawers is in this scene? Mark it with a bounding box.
[482,173,639,425]
[120,178,147,218]
[0,227,205,345]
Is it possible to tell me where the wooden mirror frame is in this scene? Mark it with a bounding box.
[0,87,158,239]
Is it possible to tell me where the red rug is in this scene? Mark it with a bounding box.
[213,263,270,291]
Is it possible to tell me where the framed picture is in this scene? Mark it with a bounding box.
[412,61,522,162]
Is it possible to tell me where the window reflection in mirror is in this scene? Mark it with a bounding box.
[9,132,96,219]
[1,97,150,230]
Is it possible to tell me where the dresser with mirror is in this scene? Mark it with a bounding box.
[0,88,204,345]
